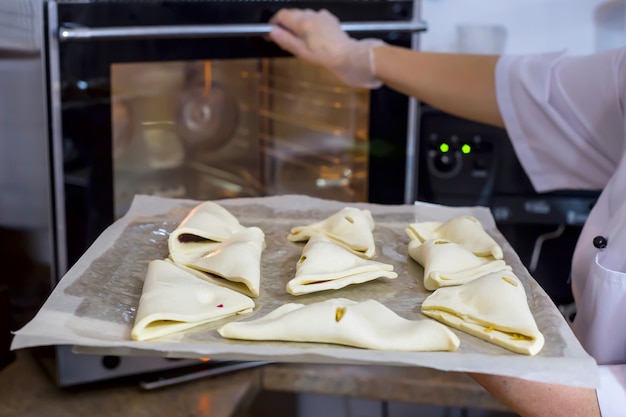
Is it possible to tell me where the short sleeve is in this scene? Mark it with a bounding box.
[495,48,626,193]
[596,365,626,417]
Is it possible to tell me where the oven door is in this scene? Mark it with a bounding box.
[44,1,423,386]
[49,0,424,274]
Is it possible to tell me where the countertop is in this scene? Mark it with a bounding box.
[0,350,260,417]
[0,350,512,417]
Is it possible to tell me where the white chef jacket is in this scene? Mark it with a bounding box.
[496,47,626,416]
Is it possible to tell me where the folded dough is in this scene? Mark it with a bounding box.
[286,234,397,295]
[170,261,254,299]
[288,207,376,259]
[182,227,265,297]
[219,298,460,352]
[406,215,503,260]
[421,270,545,355]
[408,238,511,290]
[132,260,255,341]
[168,201,245,262]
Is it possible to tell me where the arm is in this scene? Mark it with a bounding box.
[268,9,603,416]
[269,8,503,127]
[373,46,503,127]
[469,373,601,417]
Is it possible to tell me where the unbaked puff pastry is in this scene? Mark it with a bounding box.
[408,238,511,290]
[286,234,397,296]
[181,227,265,298]
[421,270,545,355]
[168,201,245,263]
[288,207,376,259]
[406,215,503,260]
[219,298,460,352]
[132,260,254,341]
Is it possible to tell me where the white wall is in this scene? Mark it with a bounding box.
[420,0,625,55]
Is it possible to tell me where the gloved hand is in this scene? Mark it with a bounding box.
[269,8,385,89]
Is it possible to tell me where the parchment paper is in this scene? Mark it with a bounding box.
[11,195,598,388]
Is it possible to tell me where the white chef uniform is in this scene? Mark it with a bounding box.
[496,47,626,416]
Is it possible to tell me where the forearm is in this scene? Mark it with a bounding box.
[469,373,601,417]
[373,46,505,128]
[269,9,504,127]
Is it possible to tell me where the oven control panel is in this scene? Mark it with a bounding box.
[417,107,600,225]
[424,129,497,189]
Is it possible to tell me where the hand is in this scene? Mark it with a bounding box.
[269,8,384,88]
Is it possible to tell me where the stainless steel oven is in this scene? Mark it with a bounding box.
[0,0,425,386]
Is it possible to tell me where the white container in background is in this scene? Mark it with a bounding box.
[593,0,626,52]
[456,23,507,54]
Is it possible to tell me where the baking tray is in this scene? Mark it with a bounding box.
[11,195,598,388]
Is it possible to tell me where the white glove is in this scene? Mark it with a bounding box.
[269,9,385,89]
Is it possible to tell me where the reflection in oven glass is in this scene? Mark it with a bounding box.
[111,58,370,218]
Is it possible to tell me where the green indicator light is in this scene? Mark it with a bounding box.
[461,144,471,154]
[439,143,450,153]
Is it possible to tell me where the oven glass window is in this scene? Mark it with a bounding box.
[111,58,370,218]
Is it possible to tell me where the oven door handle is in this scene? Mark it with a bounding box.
[56,21,427,42]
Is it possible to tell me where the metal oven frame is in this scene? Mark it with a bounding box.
[1,0,426,386]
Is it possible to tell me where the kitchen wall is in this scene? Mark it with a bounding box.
[421,0,625,55]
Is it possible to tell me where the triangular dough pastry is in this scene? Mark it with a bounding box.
[421,270,545,355]
[168,201,245,261]
[406,215,503,259]
[169,260,254,299]
[219,298,460,352]
[408,238,511,290]
[169,241,221,265]
[286,234,397,295]
[288,207,376,259]
[182,227,265,297]
[132,260,254,341]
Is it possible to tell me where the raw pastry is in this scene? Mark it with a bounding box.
[421,270,545,355]
[168,201,245,262]
[406,215,503,259]
[219,298,460,352]
[171,261,254,299]
[182,227,265,297]
[408,238,511,290]
[132,259,255,341]
[286,234,397,295]
[288,207,376,259]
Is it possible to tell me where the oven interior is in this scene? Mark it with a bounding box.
[109,58,370,218]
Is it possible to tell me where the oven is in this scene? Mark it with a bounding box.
[0,0,425,386]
